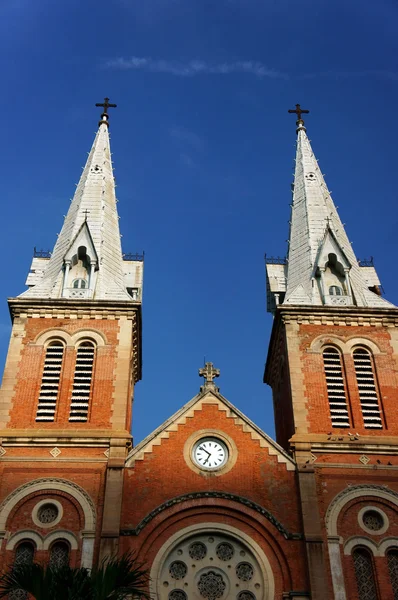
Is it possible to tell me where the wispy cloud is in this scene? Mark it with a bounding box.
[105,56,288,79]
[170,127,204,151]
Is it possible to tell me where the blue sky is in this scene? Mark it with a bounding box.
[1,0,398,443]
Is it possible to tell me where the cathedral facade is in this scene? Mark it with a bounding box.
[0,102,397,600]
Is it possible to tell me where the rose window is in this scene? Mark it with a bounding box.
[216,542,234,561]
[197,571,226,599]
[157,531,264,599]
[189,541,207,560]
[168,591,187,600]
[236,562,254,581]
[169,561,187,580]
[37,503,59,524]
[362,510,384,531]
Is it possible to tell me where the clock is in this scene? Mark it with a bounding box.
[192,437,228,470]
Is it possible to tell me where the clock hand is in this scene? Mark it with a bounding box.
[199,446,211,456]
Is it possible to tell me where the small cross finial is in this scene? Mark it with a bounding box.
[95,97,117,127]
[288,103,309,130]
[199,362,220,391]
[82,209,90,221]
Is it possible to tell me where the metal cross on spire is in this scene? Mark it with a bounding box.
[288,103,309,128]
[199,362,220,391]
[95,97,117,127]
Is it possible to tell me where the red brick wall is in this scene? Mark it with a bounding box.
[298,325,398,435]
[121,401,308,593]
[8,317,122,429]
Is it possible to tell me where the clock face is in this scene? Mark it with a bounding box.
[193,438,228,470]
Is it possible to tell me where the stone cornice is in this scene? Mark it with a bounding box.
[7,297,142,382]
[277,304,398,325]
[0,429,131,446]
[8,297,141,320]
[120,491,303,540]
[264,304,398,386]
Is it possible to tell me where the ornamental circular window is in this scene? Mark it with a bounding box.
[198,570,226,599]
[32,499,63,529]
[168,591,187,600]
[238,592,256,600]
[38,503,59,524]
[157,531,264,600]
[236,562,254,581]
[169,561,187,580]
[216,542,234,561]
[358,506,389,535]
[362,510,384,531]
[189,542,207,560]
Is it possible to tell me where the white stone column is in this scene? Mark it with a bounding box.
[62,261,71,297]
[328,537,346,600]
[81,532,95,569]
[344,269,353,303]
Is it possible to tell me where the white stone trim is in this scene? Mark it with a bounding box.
[71,329,106,347]
[358,506,389,536]
[378,537,398,556]
[149,522,274,600]
[0,478,96,532]
[6,530,43,551]
[343,536,378,556]
[183,429,238,476]
[43,530,78,550]
[34,329,72,346]
[309,334,382,355]
[326,485,398,537]
[31,499,63,529]
[325,485,398,600]
[345,338,381,355]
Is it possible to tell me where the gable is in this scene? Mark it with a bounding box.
[126,391,295,472]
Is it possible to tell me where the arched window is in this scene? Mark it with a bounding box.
[353,547,378,600]
[329,285,343,296]
[388,549,398,599]
[73,279,87,289]
[49,541,70,569]
[69,341,96,422]
[322,347,350,427]
[10,541,35,600]
[36,341,65,422]
[353,348,382,429]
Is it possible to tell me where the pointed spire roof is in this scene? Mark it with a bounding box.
[22,100,132,301]
[282,109,394,308]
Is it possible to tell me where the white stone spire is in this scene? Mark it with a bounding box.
[22,102,138,302]
[266,109,394,311]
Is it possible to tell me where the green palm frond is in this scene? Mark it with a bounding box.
[0,553,150,600]
[90,552,151,600]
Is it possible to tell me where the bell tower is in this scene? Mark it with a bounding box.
[264,106,398,599]
[0,100,143,559]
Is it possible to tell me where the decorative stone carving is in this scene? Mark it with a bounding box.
[50,447,61,458]
[236,562,254,581]
[362,510,384,531]
[37,503,59,524]
[197,571,226,599]
[189,541,207,560]
[216,542,234,561]
[169,561,187,579]
[237,592,256,600]
[359,455,370,465]
[120,491,302,539]
[168,590,187,600]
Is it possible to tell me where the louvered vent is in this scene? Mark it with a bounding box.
[69,342,95,422]
[36,342,65,421]
[323,347,350,427]
[353,348,382,429]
